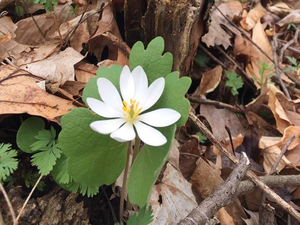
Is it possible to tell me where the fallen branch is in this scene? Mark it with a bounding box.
[179,152,250,225]
[189,111,300,222]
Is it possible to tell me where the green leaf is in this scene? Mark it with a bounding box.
[196,132,207,144]
[58,107,127,187]
[195,49,209,66]
[150,72,191,126]
[0,143,18,183]
[17,117,45,153]
[31,143,61,175]
[82,65,123,104]
[286,56,297,67]
[127,206,153,225]
[15,5,24,16]
[30,129,55,151]
[128,125,176,207]
[129,37,173,82]
[225,71,243,96]
[51,154,72,184]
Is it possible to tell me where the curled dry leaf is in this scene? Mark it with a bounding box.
[149,163,197,225]
[240,4,264,31]
[0,65,75,123]
[198,65,222,95]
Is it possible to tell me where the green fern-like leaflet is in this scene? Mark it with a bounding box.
[0,143,18,183]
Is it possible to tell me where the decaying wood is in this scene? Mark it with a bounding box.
[142,0,207,76]
[0,186,89,225]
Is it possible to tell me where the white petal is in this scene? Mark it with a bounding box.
[97,78,123,111]
[90,119,126,134]
[138,109,181,127]
[140,78,165,112]
[110,122,135,142]
[134,121,167,146]
[120,66,134,103]
[132,66,148,102]
[87,98,124,118]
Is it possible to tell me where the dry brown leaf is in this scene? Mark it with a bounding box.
[202,2,242,49]
[267,2,292,17]
[87,4,130,66]
[75,62,97,83]
[0,65,75,123]
[149,163,197,225]
[20,47,84,86]
[242,208,259,225]
[217,207,235,225]
[268,85,292,133]
[240,4,264,31]
[198,65,222,95]
[200,104,246,141]
[234,34,253,56]
[277,9,300,26]
[262,145,291,173]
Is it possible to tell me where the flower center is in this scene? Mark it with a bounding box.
[123,99,142,122]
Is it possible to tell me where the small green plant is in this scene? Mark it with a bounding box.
[225,71,244,95]
[194,49,209,67]
[22,170,45,191]
[114,206,153,225]
[15,0,58,16]
[196,132,207,144]
[17,117,98,197]
[68,4,79,15]
[251,61,274,93]
[0,143,18,184]
[287,23,297,30]
[285,56,300,75]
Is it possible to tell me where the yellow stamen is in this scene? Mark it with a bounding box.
[123,99,142,122]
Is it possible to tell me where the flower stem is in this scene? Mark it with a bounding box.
[120,141,132,222]
[126,137,141,210]
[132,137,141,165]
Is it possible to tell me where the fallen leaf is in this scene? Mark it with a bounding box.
[202,2,242,49]
[20,47,84,86]
[277,9,300,26]
[0,65,75,123]
[200,104,246,141]
[240,4,264,31]
[149,163,197,224]
[198,65,222,95]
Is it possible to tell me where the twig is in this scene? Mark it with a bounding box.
[179,152,250,225]
[214,5,274,63]
[52,12,63,49]
[188,96,244,114]
[237,174,300,197]
[189,111,300,222]
[198,43,226,68]
[16,174,43,222]
[215,45,256,91]
[269,134,295,175]
[0,184,17,225]
[101,186,118,223]
[271,38,292,101]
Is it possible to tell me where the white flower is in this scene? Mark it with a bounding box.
[86,65,180,146]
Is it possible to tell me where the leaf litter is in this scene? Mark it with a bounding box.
[1,0,300,224]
